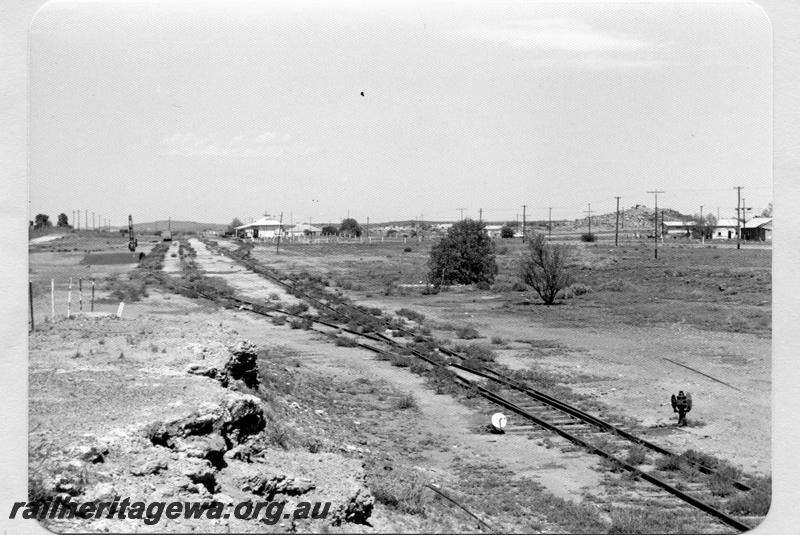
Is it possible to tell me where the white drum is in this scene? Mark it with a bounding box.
[491,412,507,431]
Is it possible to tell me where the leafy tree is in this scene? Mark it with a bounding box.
[427,219,497,287]
[226,218,243,235]
[321,225,338,236]
[57,213,70,227]
[339,218,362,237]
[761,202,772,217]
[33,214,51,230]
[500,224,516,238]
[519,232,572,305]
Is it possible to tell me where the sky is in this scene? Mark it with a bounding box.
[28,0,772,226]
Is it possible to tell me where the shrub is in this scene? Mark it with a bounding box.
[560,282,592,299]
[580,232,597,242]
[601,279,629,292]
[109,279,149,302]
[427,219,497,286]
[394,393,417,410]
[396,308,425,323]
[428,367,461,395]
[625,445,647,465]
[390,354,413,367]
[654,454,684,472]
[265,420,294,449]
[500,224,516,238]
[491,280,514,292]
[403,247,412,252]
[726,476,771,515]
[519,232,573,305]
[369,469,428,514]
[339,218,362,237]
[321,225,338,236]
[455,326,480,339]
[490,336,504,345]
[334,335,358,347]
[456,343,496,362]
[286,302,309,315]
[608,506,689,534]
[271,315,287,326]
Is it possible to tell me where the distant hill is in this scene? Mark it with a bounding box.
[124,220,229,233]
[564,205,692,231]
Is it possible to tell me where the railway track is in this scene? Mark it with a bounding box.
[153,238,760,532]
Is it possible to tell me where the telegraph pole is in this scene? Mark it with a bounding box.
[457,208,465,221]
[92,212,95,230]
[479,208,482,222]
[614,196,621,246]
[647,190,664,259]
[522,205,527,243]
[275,212,283,254]
[734,186,743,249]
[699,205,704,245]
[548,207,552,239]
[85,210,88,230]
[584,203,593,237]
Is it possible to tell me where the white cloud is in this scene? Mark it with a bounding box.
[462,18,650,53]
[160,130,319,157]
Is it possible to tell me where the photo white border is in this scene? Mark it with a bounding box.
[2,1,798,533]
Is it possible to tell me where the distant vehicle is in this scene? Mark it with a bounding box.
[127,215,138,251]
[163,218,173,241]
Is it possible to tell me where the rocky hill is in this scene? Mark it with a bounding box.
[562,205,693,231]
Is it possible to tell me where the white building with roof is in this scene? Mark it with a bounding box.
[711,218,739,240]
[235,217,294,239]
[287,222,322,238]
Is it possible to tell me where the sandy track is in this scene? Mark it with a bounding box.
[188,238,302,305]
[161,240,181,273]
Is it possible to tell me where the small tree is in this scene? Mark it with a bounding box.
[500,224,515,238]
[56,213,69,227]
[427,219,497,287]
[761,202,772,217]
[34,214,51,230]
[339,218,362,237]
[321,225,338,236]
[519,232,572,305]
[226,218,243,235]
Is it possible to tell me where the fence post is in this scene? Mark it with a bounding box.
[91,280,95,312]
[29,281,34,332]
[67,277,72,318]
[79,278,83,312]
[50,279,55,322]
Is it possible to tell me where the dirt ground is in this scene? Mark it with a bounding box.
[27,233,771,533]
[247,238,771,475]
